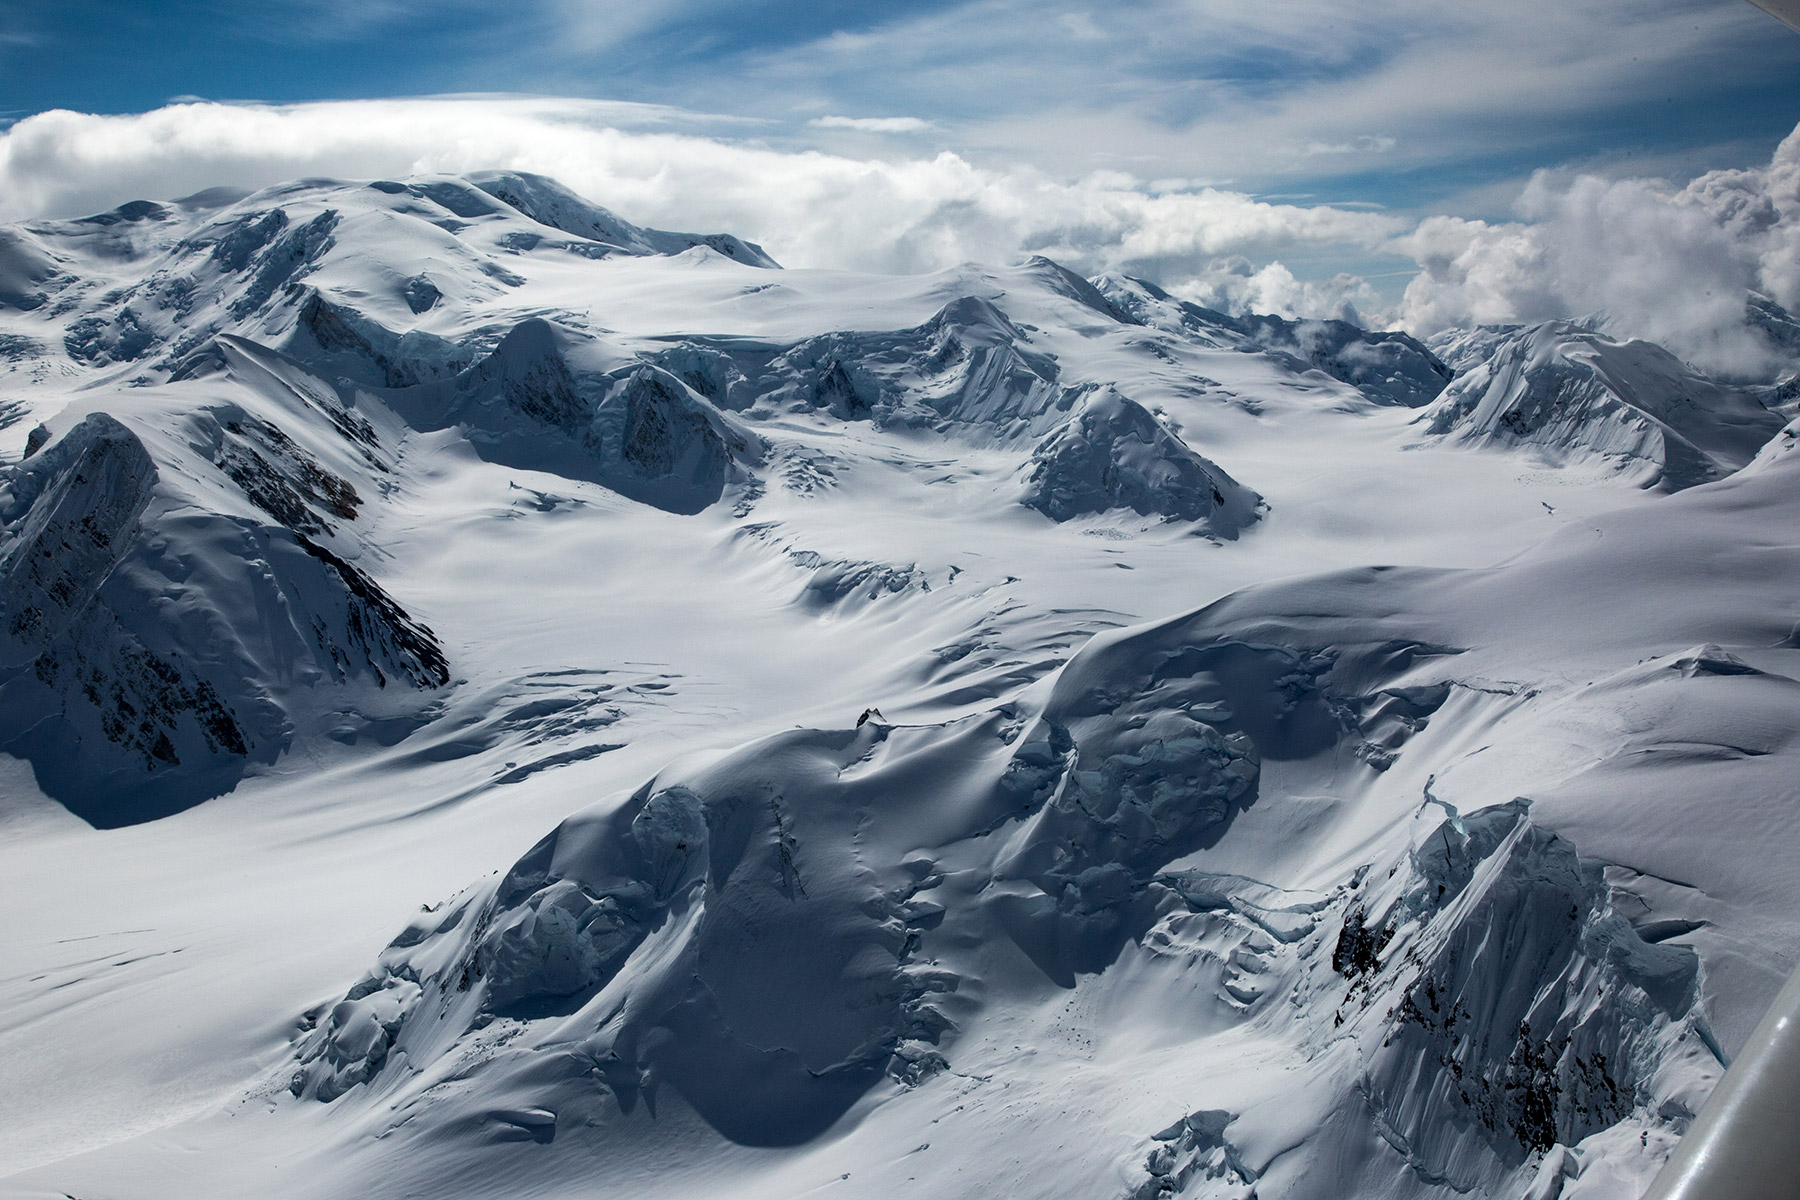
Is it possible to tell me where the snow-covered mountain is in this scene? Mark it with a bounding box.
[0,173,1794,1200]
[1099,274,1455,408]
[1419,321,1783,490]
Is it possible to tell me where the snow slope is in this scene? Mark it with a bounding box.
[0,345,445,825]
[1420,322,1783,489]
[0,173,1792,1200]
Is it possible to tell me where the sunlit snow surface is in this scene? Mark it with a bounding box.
[0,173,1796,1200]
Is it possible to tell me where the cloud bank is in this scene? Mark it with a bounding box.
[1172,261,1383,326]
[2,96,1798,378]
[1398,127,1800,377]
[0,98,1397,281]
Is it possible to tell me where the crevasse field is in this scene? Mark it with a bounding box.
[0,171,1797,1200]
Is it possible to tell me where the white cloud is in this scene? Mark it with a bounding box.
[0,98,1397,280]
[1057,12,1105,41]
[1172,259,1381,324]
[808,115,933,133]
[4,95,1800,380]
[1302,136,1396,158]
[1394,126,1800,378]
[704,0,1786,187]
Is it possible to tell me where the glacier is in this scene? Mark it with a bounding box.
[0,171,1796,1200]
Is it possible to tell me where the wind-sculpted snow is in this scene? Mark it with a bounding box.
[1426,323,1531,377]
[635,293,1264,526]
[1022,386,1264,534]
[735,524,931,611]
[0,173,782,397]
[60,202,344,370]
[985,639,1295,983]
[293,721,975,1142]
[1005,455,1800,1197]
[294,627,1311,1137]
[292,599,1367,1129]
[1421,322,1784,489]
[287,448,1784,1193]
[1747,413,1800,473]
[1111,798,1713,1200]
[0,227,62,311]
[0,171,1519,534]
[1227,312,1452,409]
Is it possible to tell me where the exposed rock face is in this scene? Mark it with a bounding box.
[1229,311,1453,408]
[7,168,1790,1200]
[1421,322,1784,488]
[0,404,446,825]
[641,342,757,412]
[0,414,156,668]
[59,204,344,371]
[1022,388,1264,535]
[1746,293,1800,366]
[286,578,1407,1132]
[0,414,256,818]
[586,368,741,514]
[1340,800,1706,1187]
[280,448,1770,1197]
[1425,323,1531,376]
[287,290,476,388]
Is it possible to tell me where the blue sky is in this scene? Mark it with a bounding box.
[6,0,1798,219]
[2,0,1799,342]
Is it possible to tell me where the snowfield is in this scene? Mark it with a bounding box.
[0,172,1796,1200]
